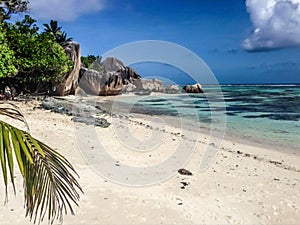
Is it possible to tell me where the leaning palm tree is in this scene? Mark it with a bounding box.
[0,102,82,224]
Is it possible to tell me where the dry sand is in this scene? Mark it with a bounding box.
[0,98,299,225]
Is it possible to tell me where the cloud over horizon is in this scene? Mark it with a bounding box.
[29,0,105,21]
[243,0,300,51]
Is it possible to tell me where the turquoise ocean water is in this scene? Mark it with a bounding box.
[110,85,300,152]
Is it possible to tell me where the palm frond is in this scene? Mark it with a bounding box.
[0,103,82,224]
[0,102,29,128]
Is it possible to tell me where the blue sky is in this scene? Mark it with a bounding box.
[27,0,300,84]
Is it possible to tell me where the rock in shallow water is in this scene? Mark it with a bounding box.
[182,83,203,93]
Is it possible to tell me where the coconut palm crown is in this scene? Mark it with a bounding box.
[43,20,73,46]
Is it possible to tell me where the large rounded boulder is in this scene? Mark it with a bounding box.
[102,57,125,73]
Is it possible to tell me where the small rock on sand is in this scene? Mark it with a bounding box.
[178,168,193,176]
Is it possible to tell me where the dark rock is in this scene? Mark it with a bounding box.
[42,98,76,116]
[269,160,282,165]
[178,168,193,176]
[42,97,99,116]
[180,181,189,187]
[182,83,203,93]
[116,66,141,84]
[72,116,110,128]
[42,100,69,114]
[101,74,123,95]
[42,97,111,128]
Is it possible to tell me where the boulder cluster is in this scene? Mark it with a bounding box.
[56,42,203,96]
[78,57,163,96]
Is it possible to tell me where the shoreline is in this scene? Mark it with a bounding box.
[129,111,300,156]
[0,98,299,224]
[104,109,300,173]
[10,94,300,164]
[39,93,300,158]
[90,93,300,156]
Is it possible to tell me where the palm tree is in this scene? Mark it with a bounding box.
[43,20,62,38]
[57,31,73,46]
[0,102,82,224]
[43,20,73,46]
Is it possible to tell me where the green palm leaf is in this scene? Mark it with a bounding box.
[43,20,73,46]
[0,103,83,224]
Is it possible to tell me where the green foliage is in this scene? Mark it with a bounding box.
[0,103,82,224]
[81,55,96,68]
[2,15,72,92]
[0,3,83,224]
[0,0,29,22]
[81,55,104,72]
[0,4,75,93]
[43,20,73,46]
[56,31,73,45]
[0,26,17,77]
[90,56,104,72]
[43,20,61,36]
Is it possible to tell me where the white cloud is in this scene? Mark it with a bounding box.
[243,0,300,51]
[29,0,105,21]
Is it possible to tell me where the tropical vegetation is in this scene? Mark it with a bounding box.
[3,16,72,93]
[0,0,28,22]
[43,20,73,46]
[0,1,73,93]
[0,26,17,77]
[81,55,104,72]
[0,1,83,224]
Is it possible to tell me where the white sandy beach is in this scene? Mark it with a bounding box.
[0,98,299,225]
